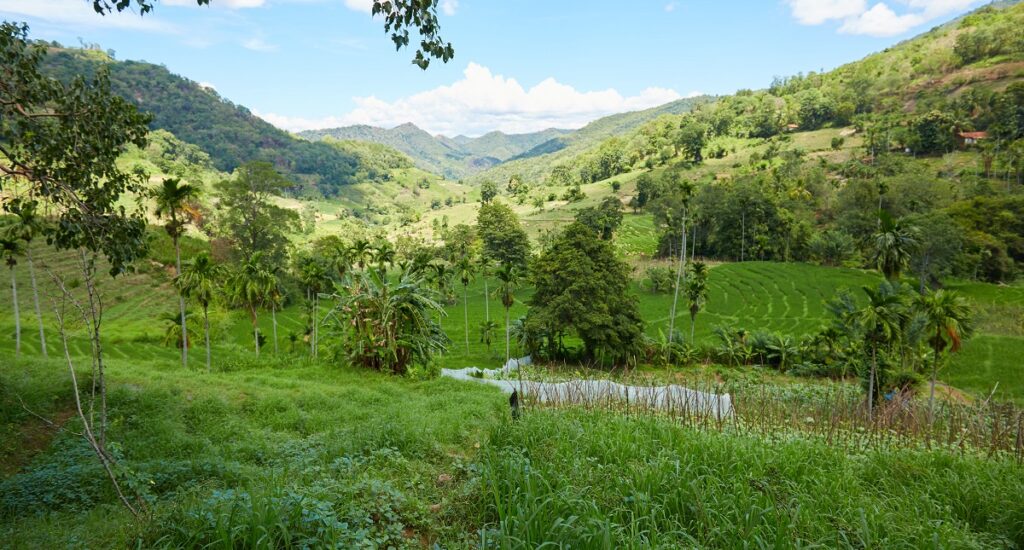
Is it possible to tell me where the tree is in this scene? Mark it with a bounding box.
[0,234,23,357]
[1,23,150,516]
[915,290,973,426]
[675,118,708,163]
[151,177,199,368]
[477,202,530,267]
[293,252,332,358]
[92,0,453,69]
[212,162,299,265]
[0,201,48,357]
[871,212,919,281]
[175,253,222,372]
[333,270,448,374]
[227,252,274,356]
[686,261,710,342]
[494,263,522,364]
[479,319,497,355]
[455,256,476,353]
[907,213,964,293]
[858,282,910,420]
[480,180,499,204]
[528,222,645,364]
[574,196,624,240]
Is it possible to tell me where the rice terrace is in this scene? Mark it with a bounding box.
[2,0,1024,548]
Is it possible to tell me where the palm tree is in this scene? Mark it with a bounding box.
[227,253,274,356]
[871,212,918,281]
[176,253,223,372]
[477,256,493,324]
[1,202,49,357]
[494,263,521,364]
[0,235,23,358]
[349,239,374,271]
[479,319,497,355]
[373,241,396,276]
[858,282,910,421]
[266,266,284,354]
[686,261,709,342]
[294,254,331,358]
[915,289,973,425]
[455,256,475,353]
[151,178,200,368]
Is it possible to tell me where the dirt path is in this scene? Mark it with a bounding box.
[2,406,76,477]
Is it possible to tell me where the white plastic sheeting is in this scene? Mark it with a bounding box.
[441,356,733,419]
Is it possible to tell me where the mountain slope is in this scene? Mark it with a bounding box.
[40,49,362,194]
[299,124,571,179]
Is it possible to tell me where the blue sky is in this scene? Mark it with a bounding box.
[0,0,987,136]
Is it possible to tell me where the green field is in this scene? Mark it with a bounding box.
[3,256,1022,402]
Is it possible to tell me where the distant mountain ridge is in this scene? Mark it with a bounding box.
[299,124,571,179]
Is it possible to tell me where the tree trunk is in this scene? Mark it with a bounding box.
[313,294,318,358]
[868,345,877,422]
[175,236,188,368]
[204,305,211,373]
[463,284,470,353]
[690,312,697,342]
[252,308,260,356]
[10,266,20,358]
[668,212,688,345]
[740,211,746,262]
[505,307,511,364]
[271,303,278,354]
[27,249,46,357]
[928,340,940,428]
[484,278,490,323]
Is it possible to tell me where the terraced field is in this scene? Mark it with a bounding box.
[2,252,1022,402]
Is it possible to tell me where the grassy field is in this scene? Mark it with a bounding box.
[2,252,1023,402]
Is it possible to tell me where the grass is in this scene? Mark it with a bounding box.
[0,355,506,548]
[478,409,1024,548]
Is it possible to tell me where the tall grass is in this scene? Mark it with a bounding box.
[476,410,1024,548]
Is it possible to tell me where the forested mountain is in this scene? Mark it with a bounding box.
[39,48,362,196]
[299,123,570,179]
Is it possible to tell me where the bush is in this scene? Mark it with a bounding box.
[644,266,674,293]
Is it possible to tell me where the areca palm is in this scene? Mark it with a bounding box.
[373,241,396,276]
[349,239,374,271]
[227,253,274,356]
[1,201,49,357]
[476,256,493,323]
[494,263,522,364]
[176,253,222,371]
[686,261,709,342]
[915,289,973,425]
[294,253,331,358]
[455,256,475,353]
[0,234,24,357]
[858,282,910,420]
[871,212,918,281]
[151,178,200,367]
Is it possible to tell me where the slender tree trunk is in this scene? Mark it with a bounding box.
[484,278,490,323]
[10,266,20,358]
[313,294,318,359]
[690,312,697,342]
[505,307,511,364]
[740,211,746,262]
[928,341,940,428]
[204,305,211,373]
[271,303,278,354]
[463,284,470,353]
[27,249,45,357]
[175,236,187,368]
[668,212,688,345]
[252,308,260,356]
[868,345,877,422]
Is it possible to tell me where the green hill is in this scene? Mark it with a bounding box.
[299,123,570,179]
[39,48,363,195]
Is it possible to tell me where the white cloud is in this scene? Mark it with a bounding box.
[343,0,374,13]
[440,0,458,16]
[242,37,277,51]
[838,3,923,36]
[787,0,866,24]
[664,2,678,12]
[0,0,177,32]
[785,0,982,36]
[256,62,685,136]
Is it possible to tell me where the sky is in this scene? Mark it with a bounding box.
[0,0,990,137]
